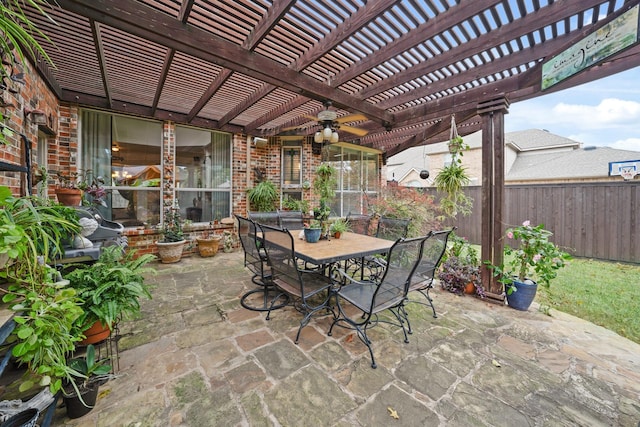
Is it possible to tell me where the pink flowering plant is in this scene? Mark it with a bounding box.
[489,220,571,293]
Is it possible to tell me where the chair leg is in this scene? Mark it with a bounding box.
[417,288,437,318]
[328,302,377,368]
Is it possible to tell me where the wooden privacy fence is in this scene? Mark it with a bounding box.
[429,182,640,264]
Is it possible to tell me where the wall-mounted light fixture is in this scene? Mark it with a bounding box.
[24,107,47,125]
[111,144,120,152]
[252,137,268,148]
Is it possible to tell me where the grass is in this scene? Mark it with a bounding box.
[538,258,640,345]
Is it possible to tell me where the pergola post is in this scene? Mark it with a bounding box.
[478,95,510,300]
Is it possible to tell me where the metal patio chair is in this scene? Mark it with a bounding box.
[235,214,288,312]
[375,216,410,241]
[404,228,454,319]
[329,236,427,368]
[248,211,281,228]
[346,212,372,236]
[277,210,304,230]
[260,224,335,344]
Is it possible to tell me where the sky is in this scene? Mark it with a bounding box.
[505,67,640,151]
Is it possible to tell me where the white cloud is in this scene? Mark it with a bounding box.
[611,138,640,152]
[552,98,640,127]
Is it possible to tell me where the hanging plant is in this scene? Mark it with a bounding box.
[434,116,473,218]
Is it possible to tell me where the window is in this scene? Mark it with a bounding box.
[326,144,380,217]
[81,110,162,226]
[281,141,303,205]
[175,126,231,222]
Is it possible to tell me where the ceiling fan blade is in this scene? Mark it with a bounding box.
[303,115,320,121]
[335,114,368,124]
[339,125,368,137]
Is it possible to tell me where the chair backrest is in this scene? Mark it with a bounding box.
[369,236,425,313]
[235,214,265,276]
[346,212,372,235]
[249,211,280,228]
[375,216,410,241]
[277,210,304,230]
[260,224,304,298]
[410,228,455,289]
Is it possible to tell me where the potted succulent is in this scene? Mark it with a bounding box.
[156,205,186,263]
[63,344,115,419]
[330,218,350,239]
[487,220,571,311]
[64,245,155,345]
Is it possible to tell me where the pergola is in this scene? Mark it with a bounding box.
[24,0,640,296]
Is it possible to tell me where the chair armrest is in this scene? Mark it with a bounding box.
[332,267,372,287]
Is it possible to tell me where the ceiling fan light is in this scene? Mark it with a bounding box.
[314,132,323,143]
[323,126,332,139]
[330,131,339,143]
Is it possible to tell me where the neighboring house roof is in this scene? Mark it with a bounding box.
[387,129,640,183]
[507,146,640,180]
[386,130,482,182]
[505,129,580,151]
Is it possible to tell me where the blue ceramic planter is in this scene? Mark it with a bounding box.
[304,228,322,243]
[505,279,538,311]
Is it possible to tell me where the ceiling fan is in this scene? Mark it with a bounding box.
[282,101,369,141]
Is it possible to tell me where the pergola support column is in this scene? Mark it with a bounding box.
[478,95,510,300]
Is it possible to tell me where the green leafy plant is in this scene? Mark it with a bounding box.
[281,195,309,213]
[304,220,322,229]
[313,164,337,221]
[487,220,572,292]
[64,246,155,334]
[330,218,350,234]
[160,206,185,242]
[247,180,279,212]
[2,268,83,394]
[66,344,113,390]
[0,187,80,282]
[434,161,472,218]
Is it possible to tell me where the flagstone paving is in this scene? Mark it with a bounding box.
[52,252,640,426]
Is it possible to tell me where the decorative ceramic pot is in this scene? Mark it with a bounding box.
[156,240,186,263]
[197,236,221,257]
[505,279,538,311]
[55,188,83,206]
[304,228,322,243]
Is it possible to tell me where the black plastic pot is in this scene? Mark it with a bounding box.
[0,408,39,427]
[63,384,99,419]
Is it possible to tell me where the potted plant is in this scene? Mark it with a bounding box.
[487,220,571,311]
[63,344,115,419]
[53,170,106,207]
[433,144,472,218]
[247,180,279,212]
[156,205,186,263]
[438,234,484,297]
[438,256,483,296]
[330,218,350,239]
[196,231,222,257]
[0,188,83,394]
[303,220,322,243]
[64,245,155,345]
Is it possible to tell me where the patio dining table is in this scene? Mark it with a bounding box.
[291,231,393,276]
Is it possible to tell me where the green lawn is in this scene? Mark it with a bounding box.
[539,258,640,345]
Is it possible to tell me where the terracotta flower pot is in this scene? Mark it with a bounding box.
[197,236,221,257]
[80,321,111,346]
[464,282,476,295]
[55,188,83,206]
